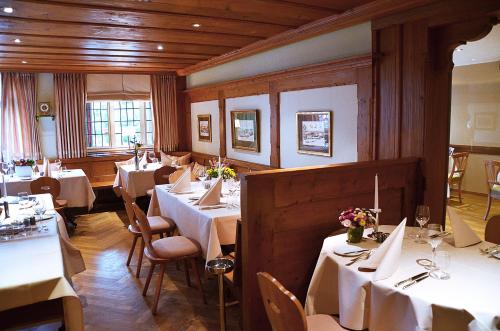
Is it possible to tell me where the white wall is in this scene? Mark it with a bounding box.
[280,85,358,168]
[190,100,220,156]
[187,22,371,88]
[36,73,57,158]
[225,94,271,165]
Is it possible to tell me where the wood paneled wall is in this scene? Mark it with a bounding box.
[183,55,373,169]
[240,158,423,330]
[190,151,274,174]
[372,0,500,224]
[62,154,132,185]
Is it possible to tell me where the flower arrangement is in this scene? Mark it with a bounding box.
[14,159,35,167]
[130,136,142,157]
[206,158,237,180]
[339,207,376,228]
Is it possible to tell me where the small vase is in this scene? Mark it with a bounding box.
[134,155,140,170]
[347,226,364,243]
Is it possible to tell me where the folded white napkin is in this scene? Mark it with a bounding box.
[359,218,407,281]
[169,168,192,193]
[447,206,481,248]
[42,157,51,177]
[194,177,222,206]
[139,153,148,168]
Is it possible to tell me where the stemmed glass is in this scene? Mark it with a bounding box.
[149,151,158,164]
[227,178,240,209]
[18,192,29,208]
[415,205,430,243]
[54,159,62,172]
[431,251,451,280]
[1,162,8,175]
[425,223,443,270]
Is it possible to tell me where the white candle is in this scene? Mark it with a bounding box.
[218,156,222,177]
[374,174,379,210]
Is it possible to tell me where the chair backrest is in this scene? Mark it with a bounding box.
[120,187,139,232]
[256,272,307,331]
[153,166,177,185]
[449,152,469,181]
[484,160,500,191]
[485,215,500,244]
[30,177,61,204]
[131,202,157,258]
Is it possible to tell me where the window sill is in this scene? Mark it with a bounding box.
[87,147,153,157]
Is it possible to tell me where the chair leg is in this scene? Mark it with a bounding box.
[152,264,166,315]
[484,194,492,221]
[126,235,138,266]
[184,259,192,287]
[159,233,164,239]
[458,182,463,203]
[191,258,206,304]
[136,238,145,278]
[143,263,155,296]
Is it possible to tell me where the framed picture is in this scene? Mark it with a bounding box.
[474,112,497,131]
[230,110,260,152]
[296,111,332,156]
[197,114,212,142]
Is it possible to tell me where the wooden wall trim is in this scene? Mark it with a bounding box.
[218,90,227,157]
[269,82,280,168]
[177,0,433,76]
[190,151,274,173]
[451,144,500,156]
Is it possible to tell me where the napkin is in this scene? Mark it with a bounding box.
[169,168,192,193]
[447,206,481,248]
[139,153,148,168]
[194,177,222,206]
[359,218,407,281]
[42,157,51,177]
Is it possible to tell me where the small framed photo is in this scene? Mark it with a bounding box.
[296,111,332,156]
[197,114,212,142]
[230,110,259,152]
[474,112,497,131]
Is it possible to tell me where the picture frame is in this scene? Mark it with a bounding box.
[230,110,260,152]
[197,114,212,142]
[474,112,497,131]
[296,111,332,156]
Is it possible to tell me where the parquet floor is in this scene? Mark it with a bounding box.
[447,191,500,240]
[70,210,240,331]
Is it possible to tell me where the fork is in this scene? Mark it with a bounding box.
[345,251,371,266]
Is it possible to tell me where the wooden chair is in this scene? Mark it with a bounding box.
[448,152,469,203]
[485,215,500,244]
[257,272,345,331]
[146,166,177,197]
[224,219,242,300]
[30,177,67,208]
[132,203,206,314]
[120,187,175,278]
[484,160,500,220]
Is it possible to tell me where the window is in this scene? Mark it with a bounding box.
[85,100,153,148]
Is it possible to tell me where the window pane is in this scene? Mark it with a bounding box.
[85,101,110,147]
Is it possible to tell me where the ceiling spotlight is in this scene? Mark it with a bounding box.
[14,38,21,43]
[157,45,163,50]
[192,23,201,28]
[21,60,27,64]
[456,48,463,52]
[3,7,13,13]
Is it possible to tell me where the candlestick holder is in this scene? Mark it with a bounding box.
[369,208,383,239]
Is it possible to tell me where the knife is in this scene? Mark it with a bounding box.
[394,272,428,287]
[402,274,429,289]
[343,249,369,255]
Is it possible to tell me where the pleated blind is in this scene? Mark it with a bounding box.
[86,74,150,101]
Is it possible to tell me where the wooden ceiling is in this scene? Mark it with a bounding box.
[0,0,374,74]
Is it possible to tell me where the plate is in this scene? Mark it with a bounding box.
[333,245,368,257]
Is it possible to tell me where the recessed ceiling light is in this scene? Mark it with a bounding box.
[471,58,476,61]
[192,23,201,28]
[3,7,13,13]
[21,60,27,64]
[14,38,21,43]
[157,45,163,50]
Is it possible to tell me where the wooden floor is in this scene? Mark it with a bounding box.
[447,191,500,240]
[70,210,240,331]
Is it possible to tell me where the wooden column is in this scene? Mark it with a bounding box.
[218,90,227,157]
[269,82,280,168]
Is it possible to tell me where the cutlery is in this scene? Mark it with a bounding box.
[480,245,500,254]
[345,250,371,266]
[199,205,226,210]
[394,272,428,287]
[402,274,429,289]
[429,231,450,239]
[343,249,369,255]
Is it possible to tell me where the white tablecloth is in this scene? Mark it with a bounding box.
[117,163,162,198]
[1,169,95,210]
[305,225,500,331]
[0,194,85,330]
[148,181,240,263]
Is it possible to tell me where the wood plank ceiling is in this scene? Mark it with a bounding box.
[0,0,373,74]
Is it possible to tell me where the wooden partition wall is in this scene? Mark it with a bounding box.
[240,158,423,330]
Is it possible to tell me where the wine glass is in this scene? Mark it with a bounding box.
[415,205,430,243]
[18,192,29,208]
[1,162,8,175]
[149,151,158,164]
[54,159,62,172]
[34,203,46,221]
[426,223,443,270]
[431,251,451,280]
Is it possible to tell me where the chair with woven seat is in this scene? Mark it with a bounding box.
[485,215,500,244]
[120,187,175,278]
[131,203,206,314]
[448,152,469,203]
[30,177,68,223]
[257,272,345,331]
[146,165,177,197]
[484,160,500,220]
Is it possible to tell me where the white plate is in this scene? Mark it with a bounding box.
[333,245,369,257]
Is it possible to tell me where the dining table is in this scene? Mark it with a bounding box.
[0,193,85,330]
[147,181,240,264]
[115,163,163,198]
[1,169,95,210]
[305,225,500,331]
